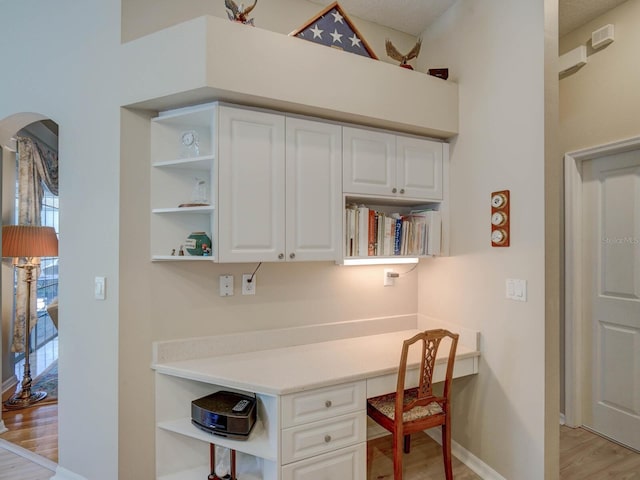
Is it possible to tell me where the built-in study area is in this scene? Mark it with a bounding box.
[122,15,477,479]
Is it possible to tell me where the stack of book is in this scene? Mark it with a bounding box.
[345,204,441,257]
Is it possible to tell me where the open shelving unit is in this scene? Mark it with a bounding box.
[150,104,217,261]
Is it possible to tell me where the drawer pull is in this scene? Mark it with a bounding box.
[324,434,332,443]
[325,400,332,408]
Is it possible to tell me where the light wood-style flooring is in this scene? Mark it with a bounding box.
[1,389,58,463]
[0,439,55,480]
[1,411,639,479]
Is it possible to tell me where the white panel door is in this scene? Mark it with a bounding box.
[285,118,342,262]
[582,150,640,451]
[217,106,285,262]
[396,136,443,200]
[342,126,395,197]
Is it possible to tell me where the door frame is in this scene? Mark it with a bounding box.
[564,134,640,427]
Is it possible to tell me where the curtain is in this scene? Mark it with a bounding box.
[11,136,59,353]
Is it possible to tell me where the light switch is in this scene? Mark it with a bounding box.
[94,276,106,300]
[506,278,527,302]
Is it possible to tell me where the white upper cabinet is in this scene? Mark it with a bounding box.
[342,127,395,197]
[343,126,443,201]
[150,102,447,263]
[217,106,286,263]
[216,107,342,263]
[396,135,443,200]
[285,117,342,262]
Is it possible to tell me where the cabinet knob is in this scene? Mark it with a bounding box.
[400,188,405,194]
[324,435,332,443]
[325,400,332,408]
[392,187,397,193]
[289,252,296,259]
[278,253,284,259]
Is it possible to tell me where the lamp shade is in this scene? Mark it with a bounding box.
[2,225,58,258]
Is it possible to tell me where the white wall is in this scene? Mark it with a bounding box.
[417,1,552,479]
[0,2,121,479]
[560,0,640,153]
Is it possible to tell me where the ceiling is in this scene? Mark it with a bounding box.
[309,0,630,37]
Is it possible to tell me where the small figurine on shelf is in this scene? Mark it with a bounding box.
[178,245,185,256]
[170,248,176,256]
[385,38,422,69]
[202,244,212,256]
[178,178,210,208]
[225,0,258,25]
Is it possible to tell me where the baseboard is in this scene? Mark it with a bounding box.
[426,429,506,480]
[0,420,7,435]
[2,375,18,395]
[559,413,566,425]
[0,437,57,471]
[51,465,88,480]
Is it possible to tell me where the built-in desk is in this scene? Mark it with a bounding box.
[152,317,480,480]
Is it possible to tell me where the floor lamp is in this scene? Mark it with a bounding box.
[2,225,58,409]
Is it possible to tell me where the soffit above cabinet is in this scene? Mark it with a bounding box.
[121,16,458,139]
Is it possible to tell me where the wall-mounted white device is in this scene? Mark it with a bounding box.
[592,24,614,49]
[219,274,234,296]
[558,45,587,75]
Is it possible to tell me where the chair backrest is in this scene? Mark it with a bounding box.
[396,329,459,417]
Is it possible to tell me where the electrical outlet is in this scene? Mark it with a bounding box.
[242,274,256,295]
[219,274,234,296]
[384,269,396,287]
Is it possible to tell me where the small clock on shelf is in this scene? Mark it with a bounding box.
[180,130,200,158]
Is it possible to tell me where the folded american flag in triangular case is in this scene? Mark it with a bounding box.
[290,1,378,59]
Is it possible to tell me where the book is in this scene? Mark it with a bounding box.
[383,216,394,256]
[426,210,442,255]
[410,209,442,256]
[357,205,369,256]
[393,214,403,255]
[345,204,356,256]
[368,209,376,256]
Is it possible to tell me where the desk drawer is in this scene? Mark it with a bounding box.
[282,381,366,428]
[281,411,366,464]
[281,442,366,480]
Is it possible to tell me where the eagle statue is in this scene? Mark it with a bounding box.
[385,38,422,69]
[225,0,258,25]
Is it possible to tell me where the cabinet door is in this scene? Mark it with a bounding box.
[396,136,443,200]
[343,127,395,197]
[286,118,342,262]
[217,106,285,262]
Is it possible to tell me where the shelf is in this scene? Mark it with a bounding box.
[158,418,276,461]
[152,255,215,262]
[152,206,214,214]
[152,155,214,169]
[122,16,458,139]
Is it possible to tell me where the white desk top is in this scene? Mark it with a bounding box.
[153,329,480,396]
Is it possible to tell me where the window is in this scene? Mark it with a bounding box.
[13,148,59,378]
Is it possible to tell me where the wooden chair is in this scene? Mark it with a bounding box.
[367,329,459,480]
